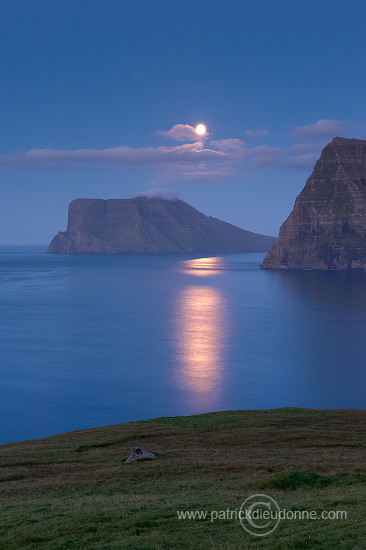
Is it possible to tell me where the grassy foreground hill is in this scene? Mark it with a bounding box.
[1,408,366,549]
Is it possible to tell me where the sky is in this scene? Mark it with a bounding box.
[1,0,366,244]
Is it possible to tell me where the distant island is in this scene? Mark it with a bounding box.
[262,137,366,270]
[47,197,276,254]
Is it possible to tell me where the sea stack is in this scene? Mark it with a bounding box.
[48,196,276,254]
[262,137,366,270]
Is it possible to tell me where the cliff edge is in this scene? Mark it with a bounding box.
[48,197,276,254]
[262,137,366,270]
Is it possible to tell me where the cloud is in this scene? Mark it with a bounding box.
[209,138,245,152]
[0,120,333,183]
[0,142,228,170]
[284,154,319,169]
[156,124,200,142]
[150,163,239,186]
[0,139,323,175]
[292,119,345,139]
[245,128,269,137]
[134,188,183,200]
[289,142,325,154]
[247,142,323,169]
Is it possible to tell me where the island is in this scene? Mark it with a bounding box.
[47,196,276,254]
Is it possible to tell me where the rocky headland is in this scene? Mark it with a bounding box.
[48,196,276,254]
[262,137,366,270]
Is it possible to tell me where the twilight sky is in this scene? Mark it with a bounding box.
[1,0,366,244]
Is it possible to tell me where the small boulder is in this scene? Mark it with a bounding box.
[125,447,158,463]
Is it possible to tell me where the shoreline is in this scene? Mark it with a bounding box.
[1,406,366,447]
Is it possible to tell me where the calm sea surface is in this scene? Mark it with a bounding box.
[1,246,366,444]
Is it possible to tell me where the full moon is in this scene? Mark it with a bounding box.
[195,123,206,136]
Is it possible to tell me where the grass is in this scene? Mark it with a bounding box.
[0,408,366,549]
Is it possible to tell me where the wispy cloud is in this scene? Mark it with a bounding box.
[156,123,200,142]
[209,138,245,152]
[245,128,269,137]
[247,142,323,169]
[149,162,238,185]
[134,188,183,200]
[0,142,227,170]
[0,120,340,182]
[292,119,345,139]
[0,139,322,175]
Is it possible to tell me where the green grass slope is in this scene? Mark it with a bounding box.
[1,408,366,549]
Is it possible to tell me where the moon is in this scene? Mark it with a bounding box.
[195,123,206,136]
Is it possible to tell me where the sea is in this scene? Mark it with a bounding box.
[1,246,366,444]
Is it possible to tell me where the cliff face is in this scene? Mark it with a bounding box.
[262,137,366,270]
[48,197,276,254]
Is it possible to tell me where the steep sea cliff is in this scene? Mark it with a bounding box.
[262,137,366,270]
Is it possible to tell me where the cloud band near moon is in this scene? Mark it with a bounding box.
[0,120,354,180]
